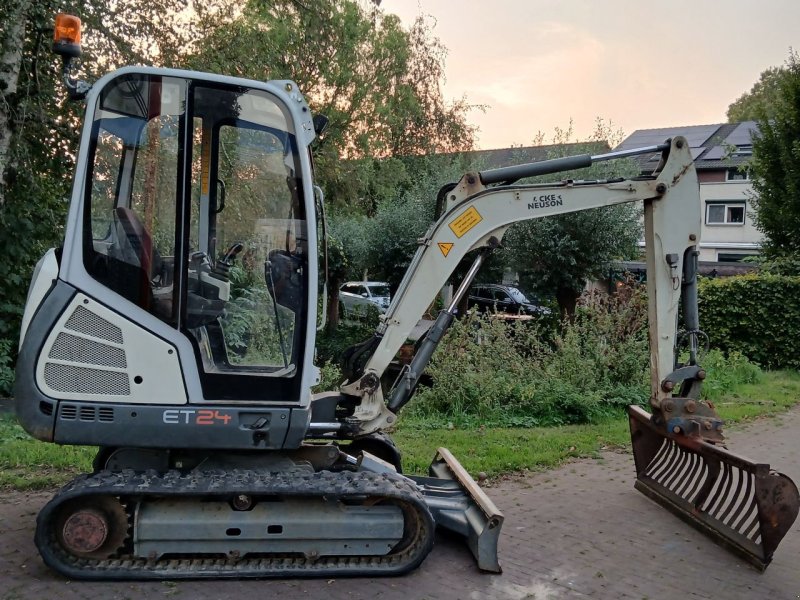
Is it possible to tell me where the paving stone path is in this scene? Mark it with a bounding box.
[2,407,800,599]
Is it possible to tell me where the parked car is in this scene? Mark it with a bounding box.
[467,284,550,317]
[339,281,391,317]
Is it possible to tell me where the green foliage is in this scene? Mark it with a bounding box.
[395,418,632,476]
[410,287,651,427]
[0,339,14,395]
[328,152,481,304]
[756,255,800,276]
[700,349,763,403]
[749,50,800,259]
[727,65,790,122]
[186,0,477,210]
[698,273,800,369]
[315,318,377,367]
[0,414,94,489]
[544,288,650,400]
[313,361,344,393]
[709,370,800,423]
[497,120,642,315]
[362,197,433,293]
[329,213,372,282]
[409,283,768,429]
[394,371,800,478]
[0,179,68,395]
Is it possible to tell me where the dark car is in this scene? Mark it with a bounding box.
[467,284,550,316]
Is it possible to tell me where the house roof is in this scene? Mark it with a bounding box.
[615,121,758,173]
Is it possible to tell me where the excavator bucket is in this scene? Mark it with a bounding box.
[628,406,799,570]
[410,447,504,573]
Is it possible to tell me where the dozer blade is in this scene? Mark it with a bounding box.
[628,405,799,570]
[409,447,504,573]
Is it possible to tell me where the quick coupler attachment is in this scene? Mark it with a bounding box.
[410,447,504,573]
[628,405,799,570]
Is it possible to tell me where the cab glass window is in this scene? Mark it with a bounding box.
[83,75,184,325]
[188,85,308,376]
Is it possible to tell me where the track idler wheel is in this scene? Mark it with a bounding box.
[54,496,128,559]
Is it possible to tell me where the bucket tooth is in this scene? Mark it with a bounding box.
[411,447,504,572]
[628,405,799,570]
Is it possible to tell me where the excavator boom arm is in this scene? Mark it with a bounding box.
[339,137,700,434]
[332,136,799,569]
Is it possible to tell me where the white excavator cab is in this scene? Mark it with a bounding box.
[23,69,322,409]
[85,72,313,378]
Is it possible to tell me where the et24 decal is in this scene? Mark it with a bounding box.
[162,409,232,425]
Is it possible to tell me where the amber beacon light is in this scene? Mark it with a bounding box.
[53,13,82,58]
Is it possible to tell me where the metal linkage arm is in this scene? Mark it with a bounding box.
[479,143,670,185]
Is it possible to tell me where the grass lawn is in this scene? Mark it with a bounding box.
[1,371,799,490]
[393,370,800,477]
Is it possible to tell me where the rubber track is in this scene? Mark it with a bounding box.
[35,469,436,580]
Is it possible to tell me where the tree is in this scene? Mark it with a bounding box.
[325,213,373,331]
[497,120,642,316]
[727,66,790,122]
[356,153,483,295]
[0,0,219,206]
[186,0,477,210]
[749,50,800,261]
[0,0,232,392]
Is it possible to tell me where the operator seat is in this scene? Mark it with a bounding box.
[114,207,160,280]
[112,206,167,316]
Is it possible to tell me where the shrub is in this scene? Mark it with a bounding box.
[698,274,800,369]
[315,317,378,366]
[411,286,651,427]
[700,349,763,402]
[548,286,650,398]
[0,339,14,397]
[313,361,344,393]
[407,284,765,428]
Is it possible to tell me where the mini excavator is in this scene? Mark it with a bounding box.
[14,14,799,579]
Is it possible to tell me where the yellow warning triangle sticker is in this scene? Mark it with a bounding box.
[438,242,454,257]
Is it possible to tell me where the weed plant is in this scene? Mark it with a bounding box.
[699,349,763,401]
[407,285,763,429]
[315,310,378,366]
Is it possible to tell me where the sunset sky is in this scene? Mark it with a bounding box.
[388,0,799,149]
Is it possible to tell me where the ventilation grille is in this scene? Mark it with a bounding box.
[98,407,115,422]
[44,363,131,396]
[43,303,131,397]
[49,332,127,368]
[60,404,115,423]
[64,305,124,344]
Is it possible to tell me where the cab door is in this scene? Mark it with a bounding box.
[69,70,317,403]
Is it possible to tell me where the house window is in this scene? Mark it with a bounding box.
[706,201,745,225]
[726,168,750,181]
[717,252,756,263]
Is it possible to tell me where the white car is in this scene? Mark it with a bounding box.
[339,281,391,317]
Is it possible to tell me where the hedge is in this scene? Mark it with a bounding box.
[698,274,800,369]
